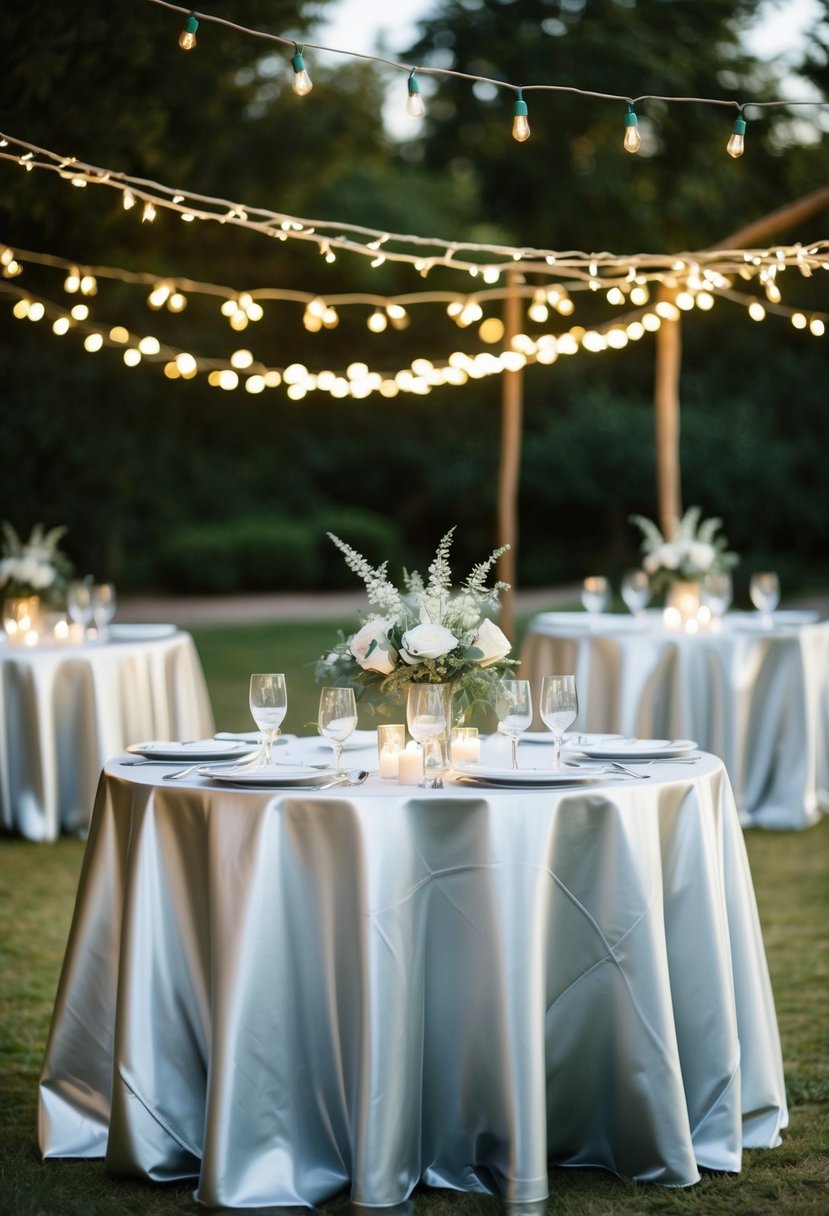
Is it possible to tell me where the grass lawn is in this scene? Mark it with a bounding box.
[0,618,827,1215]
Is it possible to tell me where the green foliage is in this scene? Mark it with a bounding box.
[154,519,321,593]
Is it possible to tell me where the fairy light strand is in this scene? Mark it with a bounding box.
[2,130,828,283]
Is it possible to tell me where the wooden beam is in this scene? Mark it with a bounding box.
[497,270,523,642]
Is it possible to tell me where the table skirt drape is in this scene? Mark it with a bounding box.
[0,633,214,840]
[38,758,787,1208]
[521,616,829,829]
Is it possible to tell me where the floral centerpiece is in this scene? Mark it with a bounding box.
[629,507,738,593]
[0,522,74,608]
[317,528,516,717]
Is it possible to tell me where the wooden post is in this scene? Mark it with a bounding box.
[654,283,682,538]
[497,270,523,642]
[652,185,829,539]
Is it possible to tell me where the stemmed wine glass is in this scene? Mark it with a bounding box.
[620,570,652,618]
[749,572,780,628]
[495,678,533,770]
[701,571,733,629]
[67,581,94,640]
[539,674,578,770]
[249,673,288,766]
[317,686,358,775]
[91,583,117,640]
[406,683,452,788]
[581,576,610,628]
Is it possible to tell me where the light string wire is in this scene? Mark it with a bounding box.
[5,238,829,320]
[2,130,828,283]
[147,0,827,115]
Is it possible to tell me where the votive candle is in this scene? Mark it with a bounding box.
[397,741,423,785]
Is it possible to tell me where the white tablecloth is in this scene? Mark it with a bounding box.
[521,611,829,830]
[38,746,787,1207]
[0,627,214,841]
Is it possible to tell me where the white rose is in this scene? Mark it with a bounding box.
[472,618,511,666]
[688,542,716,572]
[399,622,458,664]
[350,619,398,675]
[656,543,680,570]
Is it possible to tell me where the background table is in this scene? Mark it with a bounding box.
[521,611,829,830]
[0,625,214,841]
[38,747,786,1208]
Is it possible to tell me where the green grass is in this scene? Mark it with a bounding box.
[1,618,827,1216]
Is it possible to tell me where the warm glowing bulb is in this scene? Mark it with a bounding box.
[727,115,746,159]
[124,348,142,366]
[791,312,807,330]
[809,317,825,336]
[623,106,641,153]
[122,189,135,210]
[167,292,187,313]
[142,201,156,223]
[748,301,765,322]
[176,353,197,376]
[367,309,387,333]
[70,304,89,321]
[83,333,103,352]
[53,317,70,335]
[64,268,80,294]
[178,13,198,51]
[406,75,425,118]
[512,91,530,142]
[291,50,313,96]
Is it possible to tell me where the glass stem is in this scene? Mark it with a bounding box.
[334,742,343,775]
[263,729,274,765]
[554,734,562,770]
[511,736,518,770]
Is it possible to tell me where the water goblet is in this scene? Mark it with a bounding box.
[495,678,533,769]
[249,673,288,766]
[91,583,117,640]
[67,581,94,640]
[318,686,358,775]
[701,571,733,629]
[620,569,652,618]
[539,674,578,770]
[406,683,452,788]
[581,576,610,627]
[749,572,780,627]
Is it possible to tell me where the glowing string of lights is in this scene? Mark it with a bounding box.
[2,130,828,285]
[148,0,827,156]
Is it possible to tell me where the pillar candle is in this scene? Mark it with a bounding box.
[397,742,423,785]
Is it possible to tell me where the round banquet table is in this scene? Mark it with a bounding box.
[0,624,214,841]
[520,610,829,831]
[38,741,787,1209]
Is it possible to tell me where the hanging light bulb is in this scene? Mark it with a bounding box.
[291,46,313,96]
[727,113,746,159]
[406,71,425,119]
[142,201,157,223]
[122,188,135,211]
[512,89,530,142]
[623,104,641,154]
[178,12,199,51]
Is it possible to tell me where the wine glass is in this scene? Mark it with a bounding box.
[91,582,117,640]
[539,674,578,770]
[406,683,452,788]
[701,571,733,629]
[495,679,533,770]
[318,686,358,775]
[249,673,288,766]
[67,581,94,640]
[750,572,780,627]
[581,576,610,627]
[620,570,652,618]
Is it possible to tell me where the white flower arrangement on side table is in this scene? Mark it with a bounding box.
[0,521,73,607]
[629,506,739,594]
[317,527,517,718]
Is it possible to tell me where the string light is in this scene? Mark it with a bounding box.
[291,46,313,97]
[623,105,641,154]
[406,71,425,119]
[512,89,530,143]
[4,130,829,280]
[178,11,198,51]
[727,113,746,159]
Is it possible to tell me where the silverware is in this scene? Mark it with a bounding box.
[565,761,649,779]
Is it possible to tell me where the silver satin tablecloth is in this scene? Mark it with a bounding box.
[521,612,829,830]
[38,753,787,1208]
[0,631,214,840]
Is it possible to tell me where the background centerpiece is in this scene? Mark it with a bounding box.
[629,506,739,625]
[317,527,516,720]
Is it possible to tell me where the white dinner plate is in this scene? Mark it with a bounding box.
[520,731,625,746]
[200,764,333,786]
[126,739,256,762]
[567,738,698,760]
[109,623,178,640]
[309,729,377,753]
[214,731,297,746]
[451,763,605,787]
